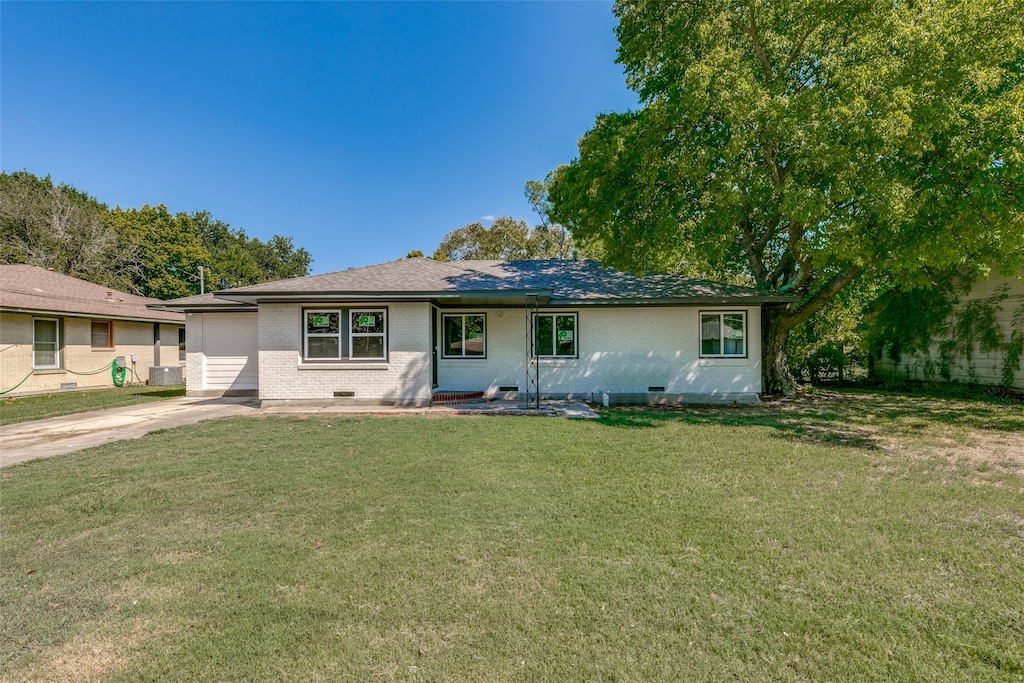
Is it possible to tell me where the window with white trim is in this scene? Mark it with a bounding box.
[442,314,486,358]
[534,313,577,358]
[178,327,186,362]
[303,308,387,361]
[700,311,746,357]
[33,318,61,369]
[91,320,113,348]
[350,310,386,359]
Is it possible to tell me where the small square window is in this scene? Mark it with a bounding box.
[91,321,112,348]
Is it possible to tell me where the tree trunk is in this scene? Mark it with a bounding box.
[762,305,797,395]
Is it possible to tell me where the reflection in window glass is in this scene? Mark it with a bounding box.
[443,314,486,357]
[700,312,745,357]
[33,318,60,368]
[534,314,576,357]
[350,310,386,359]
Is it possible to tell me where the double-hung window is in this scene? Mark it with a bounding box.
[178,327,186,362]
[91,320,113,349]
[534,313,577,358]
[700,311,746,357]
[350,310,386,359]
[443,314,485,358]
[33,318,61,369]
[304,308,387,361]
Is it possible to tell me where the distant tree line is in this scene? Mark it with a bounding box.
[0,171,312,299]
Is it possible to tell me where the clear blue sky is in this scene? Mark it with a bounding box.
[1,1,636,274]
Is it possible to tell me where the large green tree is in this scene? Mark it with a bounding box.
[106,205,211,299]
[548,0,1024,392]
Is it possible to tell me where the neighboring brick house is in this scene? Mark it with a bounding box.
[1,265,185,396]
[159,258,796,405]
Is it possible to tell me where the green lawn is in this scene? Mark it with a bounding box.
[1,391,1022,681]
[0,384,185,426]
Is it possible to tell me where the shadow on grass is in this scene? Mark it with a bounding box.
[131,388,186,399]
[597,388,1024,451]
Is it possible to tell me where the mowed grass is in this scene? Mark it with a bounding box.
[0,384,185,426]
[2,395,1023,681]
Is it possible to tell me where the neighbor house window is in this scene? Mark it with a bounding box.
[700,311,746,357]
[304,309,387,361]
[178,327,186,362]
[534,313,577,358]
[33,318,61,369]
[91,320,113,348]
[442,314,486,358]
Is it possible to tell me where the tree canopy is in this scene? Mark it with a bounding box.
[1,171,313,298]
[432,216,566,262]
[547,0,1024,391]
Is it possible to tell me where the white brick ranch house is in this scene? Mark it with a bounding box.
[157,258,796,405]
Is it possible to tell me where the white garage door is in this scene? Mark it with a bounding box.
[203,313,259,391]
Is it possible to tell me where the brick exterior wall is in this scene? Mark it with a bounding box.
[185,303,764,402]
[0,312,183,396]
[257,302,432,403]
[436,305,762,399]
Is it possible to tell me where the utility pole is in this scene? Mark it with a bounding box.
[199,266,205,294]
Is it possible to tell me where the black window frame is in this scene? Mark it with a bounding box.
[533,312,578,359]
[441,313,487,359]
[302,307,388,361]
[698,310,748,358]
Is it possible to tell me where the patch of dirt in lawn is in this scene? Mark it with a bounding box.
[1,616,173,683]
[935,430,1024,478]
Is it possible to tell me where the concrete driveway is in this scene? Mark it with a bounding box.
[0,397,259,468]
[0,397,599,468]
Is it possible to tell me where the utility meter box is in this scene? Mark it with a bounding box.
[149,365,183,385]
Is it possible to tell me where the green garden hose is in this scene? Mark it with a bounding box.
[112,361,127,387]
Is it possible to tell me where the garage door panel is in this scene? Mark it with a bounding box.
[203,313,258,391]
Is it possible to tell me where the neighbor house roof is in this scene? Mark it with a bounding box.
[158,258,797,310]
[0,264,185,323]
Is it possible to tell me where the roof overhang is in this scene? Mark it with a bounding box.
[153,290,799,312]
[1,306,184,324]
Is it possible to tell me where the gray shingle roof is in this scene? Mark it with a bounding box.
[0,264,185,323]
[161,258,794,308]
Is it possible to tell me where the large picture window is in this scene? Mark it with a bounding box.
[304,308,387,361]
[442,314,485,358]
[33,318,61,369]
[700,311,746,357]
[534,313,577,358]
